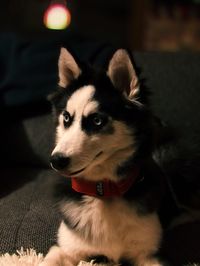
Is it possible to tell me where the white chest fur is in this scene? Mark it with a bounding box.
[57,196,162,263]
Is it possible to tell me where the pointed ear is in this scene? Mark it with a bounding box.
[58,48,81,88]
[107,49,139,100]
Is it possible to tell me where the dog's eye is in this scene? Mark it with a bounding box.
[91,113,108,128]
[82,113,108,134]
[93,115,103,126]
[63,111,72,128]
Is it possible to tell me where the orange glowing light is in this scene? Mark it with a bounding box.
[44,4,71,30]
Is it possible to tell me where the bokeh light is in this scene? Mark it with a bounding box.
[44,4,71,30]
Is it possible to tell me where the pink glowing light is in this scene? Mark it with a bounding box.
[44,4,71,30]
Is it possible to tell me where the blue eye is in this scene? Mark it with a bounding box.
[63,111,72,128]
[82,113,109,135]
[90,113,108,129]
[93,115,103,126]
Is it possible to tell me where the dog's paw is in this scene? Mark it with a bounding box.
[40,246,76,266]
[40,258,74,266]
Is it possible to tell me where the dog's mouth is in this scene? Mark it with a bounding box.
[64,151,103,177]
[69,167,86,176]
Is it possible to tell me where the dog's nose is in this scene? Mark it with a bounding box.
[50,153,70,170]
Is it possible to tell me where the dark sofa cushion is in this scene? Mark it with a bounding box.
[0,168,61,255]
[161,221,200,265]
[133,52,200,149]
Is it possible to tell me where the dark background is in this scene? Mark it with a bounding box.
[1,0,200,51]
[0,2,200,265]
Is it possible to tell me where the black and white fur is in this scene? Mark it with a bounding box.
[41,48,168,266]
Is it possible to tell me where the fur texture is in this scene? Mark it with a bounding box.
[42,48,169,266]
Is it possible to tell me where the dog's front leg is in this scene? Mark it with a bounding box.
[40,245,79,266]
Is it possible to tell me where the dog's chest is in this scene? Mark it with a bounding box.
[59,196,162,261]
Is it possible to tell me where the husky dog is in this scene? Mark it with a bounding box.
[41,48,168,266]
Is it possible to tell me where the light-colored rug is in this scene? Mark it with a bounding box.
[0,248,199,266]
[0,248,113,266]
[0,249,43,266]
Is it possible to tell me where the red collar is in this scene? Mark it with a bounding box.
[71,165,141,198]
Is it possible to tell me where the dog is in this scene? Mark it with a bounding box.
[41,48,171,266]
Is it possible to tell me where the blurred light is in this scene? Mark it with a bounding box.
[44,4,71,30]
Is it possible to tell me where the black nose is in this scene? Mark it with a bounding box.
[50,153,70,170]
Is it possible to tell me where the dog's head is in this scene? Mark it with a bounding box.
[49,48,154,181]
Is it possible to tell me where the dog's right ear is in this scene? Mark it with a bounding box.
[107,49,139,101]
[58,48,81,88]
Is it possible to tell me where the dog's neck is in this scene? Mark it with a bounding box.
[71,163,141,198]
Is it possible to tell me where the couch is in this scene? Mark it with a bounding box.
[0,33,200,266]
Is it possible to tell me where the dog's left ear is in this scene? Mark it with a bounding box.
[107,49,139,100]
[58,48,81,88]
